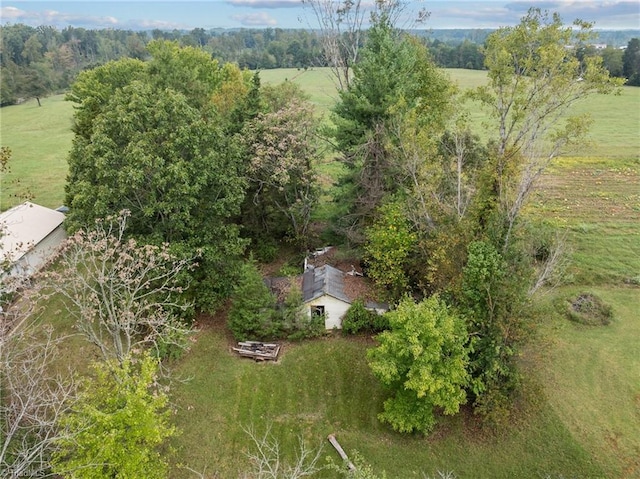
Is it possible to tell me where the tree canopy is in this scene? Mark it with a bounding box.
[64,40,253,312]
[352,8,622,427]
[331,12,452,239]
[52,354,174,479]
[367,296,469,434]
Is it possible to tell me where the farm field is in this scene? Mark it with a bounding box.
[2,68,639,478]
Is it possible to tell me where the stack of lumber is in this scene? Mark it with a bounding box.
[232,341,280,361]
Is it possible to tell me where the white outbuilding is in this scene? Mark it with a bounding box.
[302,265,352,330]
[0,202,67,278]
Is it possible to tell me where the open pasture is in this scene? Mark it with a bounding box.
[0,95,74,210]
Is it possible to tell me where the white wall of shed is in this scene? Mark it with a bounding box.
[14,225,67,276]
[306,294,350,330]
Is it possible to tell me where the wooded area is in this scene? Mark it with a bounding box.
[1,21,638,107]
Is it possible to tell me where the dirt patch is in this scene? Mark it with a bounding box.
[533,165,640,222]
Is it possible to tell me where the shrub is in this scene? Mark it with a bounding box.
[251,237,279,263]
[280,280,325,341]
[228,262,278,340]
[566,292,613,326]
[342,300,386,335]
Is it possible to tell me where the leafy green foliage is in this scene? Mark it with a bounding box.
[227,261,277,341]
[623,38,640,86]
[228,265,324,341]
[64,41,251,312]
[279,280,325,341]
[459,240,531,426]
[367,296,469,434]
[364,201,417,302]
[331,14,452,236]
[342,300,387,335]
[472,8,623,249]
[52,354,175,479]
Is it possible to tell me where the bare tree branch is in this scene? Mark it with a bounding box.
[39,210,195,365]
[0,315,77,478]
[240,424,324,479]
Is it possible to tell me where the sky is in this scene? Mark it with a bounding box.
[1,1,639,31]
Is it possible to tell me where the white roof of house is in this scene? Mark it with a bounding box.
[0,202,66,263]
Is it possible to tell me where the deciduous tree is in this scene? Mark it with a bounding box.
[472,8,622,248]
[64,41,252,312]
[367,296,468,434]
[42,211,194,364]
[52,354,175,479]
[364,200,417,302]
[243,96,321,247]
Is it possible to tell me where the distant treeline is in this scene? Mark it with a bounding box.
[1,24,639,106]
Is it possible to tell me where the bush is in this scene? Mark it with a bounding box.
[228,262,278,341]
[251,237,279,263]
[279,280,325,341]
[566,292,613,326]
[342,300,387,335]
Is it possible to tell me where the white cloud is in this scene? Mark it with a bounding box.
[428,1,640,30]
[1,5,121,28]
[0,6,26,19]
[0,5,192,30]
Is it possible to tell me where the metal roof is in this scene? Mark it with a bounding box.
[302,265,351,304]
[0,202,66,263]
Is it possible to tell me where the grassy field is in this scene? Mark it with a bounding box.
[441,68,640,158]
[258,67,342,115]
[167,320,607,478]
[3,67,640,477]
[0,95,74,210]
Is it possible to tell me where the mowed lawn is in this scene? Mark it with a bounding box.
[2,67,639,477]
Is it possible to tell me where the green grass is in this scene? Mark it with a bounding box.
[168,327,604,478]
[527,157,640,285]
[524,156,640,478]
[537,287,640,478]
[0,95,74,210]
[259,67,341,115]
[2,68,638,212]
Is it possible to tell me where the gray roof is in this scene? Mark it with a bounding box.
[302,265,351,304]
[0,202,66,263]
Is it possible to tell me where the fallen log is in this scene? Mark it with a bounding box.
[327,434,356,471]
